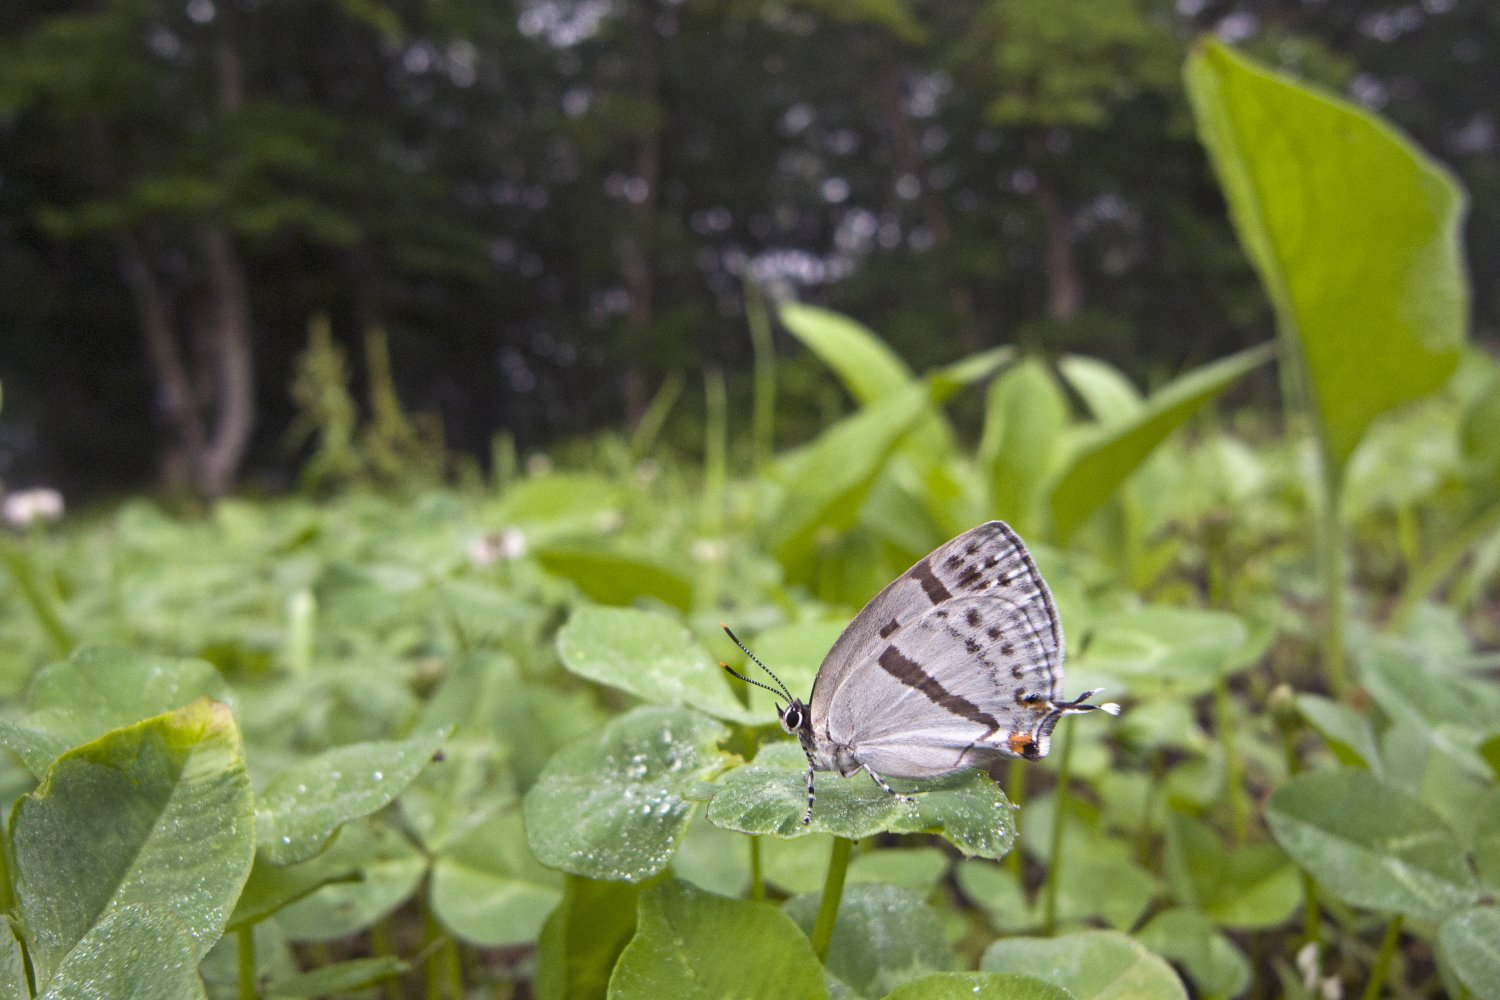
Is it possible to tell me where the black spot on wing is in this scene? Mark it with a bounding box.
[909,558,953,605]
[966,608,983,628]
[878,618,901,639]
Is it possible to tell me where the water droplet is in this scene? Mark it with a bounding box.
[373,770,384,781]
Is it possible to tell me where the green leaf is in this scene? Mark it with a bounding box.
[706,743,1015,860]
[1296,694,1382,773]
[533,546,694,612]
[255,725,448,864]
[226,849,360,931]
[37,904,207,1000]
[1473,789,1500,894]
[881,972,1075,1000]
[266,956,407,998]
[784,884,952,998]
[608,879,829,1000]
[1164,813,1300,929]
[779,303,915,404]
[1186,40,1466,479]
[981,931,1188,1000]
[1266,769,1478,921]
[536,877,641,1000]
[1135,909,1250,1000]
[12,699,254,986]
[1047,343,1275,541]
[558,605,760,724]
[274,819,426,941]
[981,358,1068,534]
[1057,356,1142,424]
[0,923,26,1000]
[0,645,231,775]
[766,383,934,579]
[1438,908,1500,1000]
[429,809,563,947]
[523,706,729,882]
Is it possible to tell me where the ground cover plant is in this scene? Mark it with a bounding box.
[0,40,1496,1000]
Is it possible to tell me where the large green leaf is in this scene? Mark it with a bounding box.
[706,742,1015,860]
[1186,40,1467,478]
[784,884,952,999]
[255,725,449,864]
[0,645,231,776]
[11,699,254,987]
[523,706,729,882]
[1074,606,1251,697]
[557,605,760,724]
[1266,769,1478,921]
[981,931,1187,1000]
[1047,343,1275,541]
[608,879,828,1000]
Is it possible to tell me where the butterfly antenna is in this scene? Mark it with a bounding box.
[721,624,794,701]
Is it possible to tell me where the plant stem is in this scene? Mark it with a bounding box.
[236,925,256,1000]
[1005,760,1026,877]
[1215,676,1247,845]
[1388,494,1500,632]
[749,835,765,902]
[1281,723,1323,949]
[1319,470,1349,697]
[1361,914,1403,1000]
[1042,725,1075,936]
[810,837,853,962]
[744,274,776,473]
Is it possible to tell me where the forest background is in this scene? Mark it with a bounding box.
[1,0,1497,499]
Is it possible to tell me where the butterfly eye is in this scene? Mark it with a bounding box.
[781,705,802,732]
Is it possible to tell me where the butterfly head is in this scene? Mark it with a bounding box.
[777,698,811,736]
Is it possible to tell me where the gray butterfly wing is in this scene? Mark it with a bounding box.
[810,522,1066,778]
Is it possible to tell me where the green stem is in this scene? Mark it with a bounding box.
[236,925,256,1000]
[1281,723,1322,949]
[744,274,776,473]
[1319,471,1349,697]
[1388,494,1500,632]
[1215,676,1247,846]
[1042,725,1075,936]
[810,837,853,962]
[370,917,398,1000]
[1005,760,1026,877]
[1361,914,1403,1000]
[749,835,765,902]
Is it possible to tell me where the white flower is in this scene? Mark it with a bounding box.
[468,527,528,566]
[3,488,64,527]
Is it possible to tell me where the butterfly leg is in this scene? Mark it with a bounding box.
[863,766,913,805]
[802,753,816,825]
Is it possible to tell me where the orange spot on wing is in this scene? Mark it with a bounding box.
[1008,732,1036,757]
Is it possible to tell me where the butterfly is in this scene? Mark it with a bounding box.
[724,521,1118,824]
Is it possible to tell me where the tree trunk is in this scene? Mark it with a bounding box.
[195,227,256,497]
[1026,132,1082,321]
[873,35,982,351]
[620,0,662,427]
[119,233,201,491]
